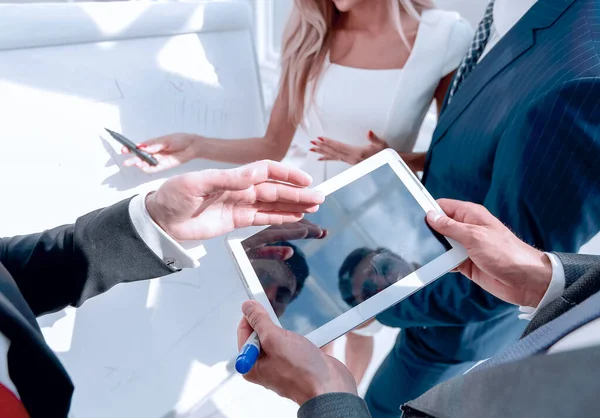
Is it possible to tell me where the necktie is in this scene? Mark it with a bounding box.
[447,0,496,103]
[0,383,29,417]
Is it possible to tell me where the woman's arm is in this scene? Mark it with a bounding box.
[124,90,297,172]
[397,71,456,173]
[192,91,297,164]
[434,71,455,117]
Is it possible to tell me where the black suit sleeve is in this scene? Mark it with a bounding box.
[554,252,600,289]
[0,198,175,316]
[298,393,371,418]
[523,252,600,337]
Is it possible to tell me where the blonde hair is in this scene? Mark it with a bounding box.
[280,0,434,126]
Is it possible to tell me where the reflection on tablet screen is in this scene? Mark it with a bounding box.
[241,164,450,336]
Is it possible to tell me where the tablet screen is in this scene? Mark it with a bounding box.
[241,164,450,335]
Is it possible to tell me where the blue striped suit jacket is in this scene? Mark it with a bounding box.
[378,0,600,361]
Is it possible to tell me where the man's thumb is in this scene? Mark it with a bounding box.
[426,211,469,244]
[242,301,275,337]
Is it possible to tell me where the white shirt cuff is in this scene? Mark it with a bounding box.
[518,253,565,320]
[128,194,204,269]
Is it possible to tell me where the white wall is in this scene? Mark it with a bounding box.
[436,0,487,26]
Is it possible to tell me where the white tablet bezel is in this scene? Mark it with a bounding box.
[226,149,467,347]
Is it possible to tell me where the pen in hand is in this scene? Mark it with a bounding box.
[104,128,158,167]
[236,331,261,374]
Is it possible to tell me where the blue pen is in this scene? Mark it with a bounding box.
[235,331,261,374]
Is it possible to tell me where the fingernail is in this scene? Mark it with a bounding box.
[310,148,316,152]
[310,141,317,146]
[318,158,324,161]
[427,211,442,224]
[368,130,374,138]
[242,301,254,317]
[318,137,324,142]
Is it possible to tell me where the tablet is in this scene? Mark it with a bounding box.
[226,149,467,347]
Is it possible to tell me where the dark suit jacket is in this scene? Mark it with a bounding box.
[0,198,175,417]
[298,252,600,418]
[375,0,600,362]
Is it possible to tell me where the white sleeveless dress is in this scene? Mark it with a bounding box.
[282,9,474,186]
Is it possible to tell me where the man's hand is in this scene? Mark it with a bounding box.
[237,301,357,406]
[145,160,325,241]
[244,220,327,261]
[427,199,553,308]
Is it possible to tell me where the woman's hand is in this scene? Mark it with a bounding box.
[310,131,387,165]
[399,152,427,173]
[122,133,199,173]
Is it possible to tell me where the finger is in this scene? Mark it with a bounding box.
[297,221,326,239]
[252,212,305,225]
[246,224,312,247]
[314,143,352,161]
[242,301,277,339]
[426,210,475,245]
[248,160,314,187]
[252,246,295,261]
[436,199,492,225]
[186,162,315,197]
[245,223,324,253]
[123,156,142,167]
[456,259,475,281]
[137,137,169,153]
[121,146,131,154]
[298,219,327,237]
[311,145,343,161]
[141,143,166,154]
[367,130,386,145]
[317,137,356,156]
[258,223,318,242]
[254,202,320,214]
[254,182,325,205]
[313,139,360,164]
[124,156,167,174]
[248,225,309,245]
[237,316,254,351]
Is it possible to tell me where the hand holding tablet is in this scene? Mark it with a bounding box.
[228,149,467,348]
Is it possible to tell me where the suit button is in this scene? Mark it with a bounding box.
[164,258,180,270]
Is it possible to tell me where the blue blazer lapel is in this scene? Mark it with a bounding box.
[432,0,578,147]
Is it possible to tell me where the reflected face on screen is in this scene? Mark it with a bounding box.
[250,242,309,317]
[339,248,417,307]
